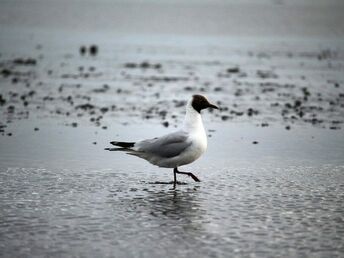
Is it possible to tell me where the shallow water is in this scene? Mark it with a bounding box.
[1,164,344,257]
[1,121,344,257]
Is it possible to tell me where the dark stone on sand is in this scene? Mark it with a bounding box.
[285,125,291,130]
[93,84,109,93]
[1,69,12,77]
[34,127,39,131]
[230,110,244,116]
[331,120,343,125]
[102,126,107,130]
[261,122,269,127]
[285,103,292,109]
[80,46,86,55]
[257,70,278,79]
[13,58,37,66]
[159,110,167,117]
[247,108,259,116]
[9,92,18,98]
[89,45,98,56]
[140,62,150,69]
[7,133,12,136]
[252,141,258,144]
[301,87,311,97]
[124,63,137,68]
[221,115,230,121]
[174,100,187,108]
[154,64,162,69]
[184,86,194,91]
[71,122,78,127]
[227,67,240,73]
[93,142,97,145]
[162,121,169,127]
[262,87,275,93]
[124,62,162,70]
[76,103,95,110]
[7,105,15,112]
[12,78,18,84]
[100,107,109,113]
[148,76,188,82]
[0,95,6,106]
[43,96,54,101]
[294,100,302,108]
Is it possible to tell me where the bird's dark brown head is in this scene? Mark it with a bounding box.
[191,95,219,113]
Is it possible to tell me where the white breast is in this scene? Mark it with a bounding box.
[177,101,208,166]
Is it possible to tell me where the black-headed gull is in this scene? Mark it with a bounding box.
[105,95,219,185]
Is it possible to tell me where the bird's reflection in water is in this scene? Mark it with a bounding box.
[132,185,206,236]
[149,187,201,218]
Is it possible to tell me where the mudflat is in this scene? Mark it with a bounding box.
[0,0,344,257]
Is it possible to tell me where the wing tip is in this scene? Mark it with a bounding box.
[110,141,135,148]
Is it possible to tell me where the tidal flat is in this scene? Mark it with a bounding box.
[1,0,344,257]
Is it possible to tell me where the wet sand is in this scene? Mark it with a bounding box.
[1,0,344,257]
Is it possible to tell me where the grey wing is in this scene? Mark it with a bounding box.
[135,131,191,158]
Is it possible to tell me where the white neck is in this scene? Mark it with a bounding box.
[182,100,204,132]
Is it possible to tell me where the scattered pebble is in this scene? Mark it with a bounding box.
[76,103,95,110]
[124,62,162,69]
[221,115,230,121]
[227,67,240,73]
[93,84,109,93]
[80,46,86,55]
[13,58,37,66]
[0,44,343,132]
[89,45,98,56]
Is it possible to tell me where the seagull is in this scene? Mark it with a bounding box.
[105,94,219,185]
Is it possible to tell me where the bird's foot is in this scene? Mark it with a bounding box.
[188,173,201,182]
[175,171,201,182]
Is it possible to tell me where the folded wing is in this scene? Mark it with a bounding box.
[135,130,191,158]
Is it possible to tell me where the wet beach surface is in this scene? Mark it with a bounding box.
[1,0,344,257]
[1,121,344,257]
